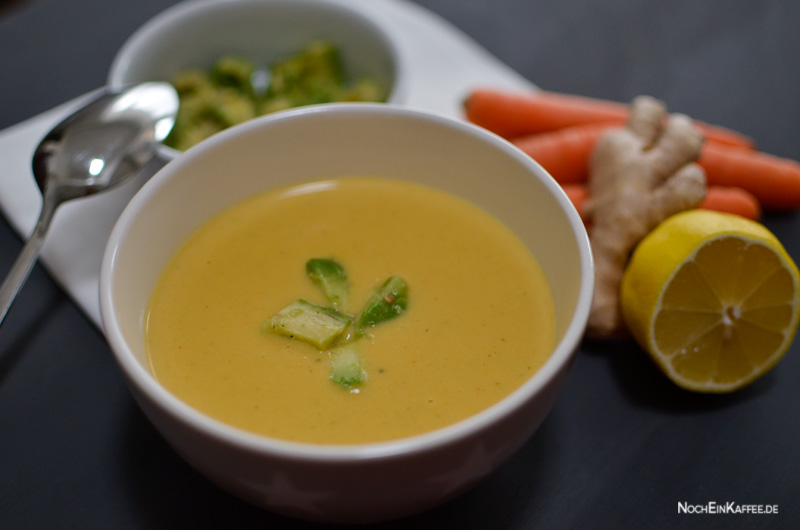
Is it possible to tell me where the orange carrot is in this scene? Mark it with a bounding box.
[561,183,590,223]
[564,183,761,221]
[464,88,755,149]
[512,123,618,184]
[698,142,800,211]
[699,186,761,220]
[465,89,624,138]
[511,121,800,210]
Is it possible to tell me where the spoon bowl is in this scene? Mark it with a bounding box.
[33,83,178,198]
[0,82,178,327]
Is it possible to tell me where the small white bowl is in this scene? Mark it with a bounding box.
[108,0,407,156]
[99,104,593,524]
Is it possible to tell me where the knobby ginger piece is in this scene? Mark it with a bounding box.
[586,96,706,339]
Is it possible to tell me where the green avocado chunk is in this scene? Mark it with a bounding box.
[266,299,351,349]
[305,258,349,311]
[356,276,408,335]
[329,342,366,388]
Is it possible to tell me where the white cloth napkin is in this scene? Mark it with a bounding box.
[0,0,534,329]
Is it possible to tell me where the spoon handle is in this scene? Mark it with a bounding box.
[0,185,58,328]
[0,226,47,327]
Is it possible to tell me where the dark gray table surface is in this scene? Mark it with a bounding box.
[1,1,799,528]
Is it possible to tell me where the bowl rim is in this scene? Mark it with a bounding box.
[107,0,409,106]
[99,103,593,463]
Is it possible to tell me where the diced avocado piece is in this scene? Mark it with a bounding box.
[267,40,344,106]
[356,276,408,334]
[210,55,256,94]
[209,88,257,127]
[330,342,365,387]
[337,79,384,102]
[259,95,294,115]
[306,258,348,310]
[266,299,351,349]
[170,69,213,96]
[165,117,222,151]
[302,40,344,81]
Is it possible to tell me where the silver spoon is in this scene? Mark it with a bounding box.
[0,82,178,327]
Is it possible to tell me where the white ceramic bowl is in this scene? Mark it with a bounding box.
[108,0,407,157]
[99,104,593,524]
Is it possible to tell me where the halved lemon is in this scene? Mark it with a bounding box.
[621,210,800,392]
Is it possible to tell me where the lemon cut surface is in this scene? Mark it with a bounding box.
[621,210,800,393]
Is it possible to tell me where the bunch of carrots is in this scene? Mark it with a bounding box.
[463,88,800,221]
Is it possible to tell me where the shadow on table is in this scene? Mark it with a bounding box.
[581,337,774,413]
[119,397,559,530]
[0,0,28,17]
[0,275,63,385]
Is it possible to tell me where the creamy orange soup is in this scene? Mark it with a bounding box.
[145,177,555,444]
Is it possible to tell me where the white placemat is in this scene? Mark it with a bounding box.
[0,0,534,329]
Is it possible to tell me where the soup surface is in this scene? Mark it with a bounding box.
[145,177,555,444]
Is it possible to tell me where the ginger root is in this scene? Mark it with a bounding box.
[586,96,706,339]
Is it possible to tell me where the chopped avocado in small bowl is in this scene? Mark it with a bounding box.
[108,0,406,154]
[165,43,389,151]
